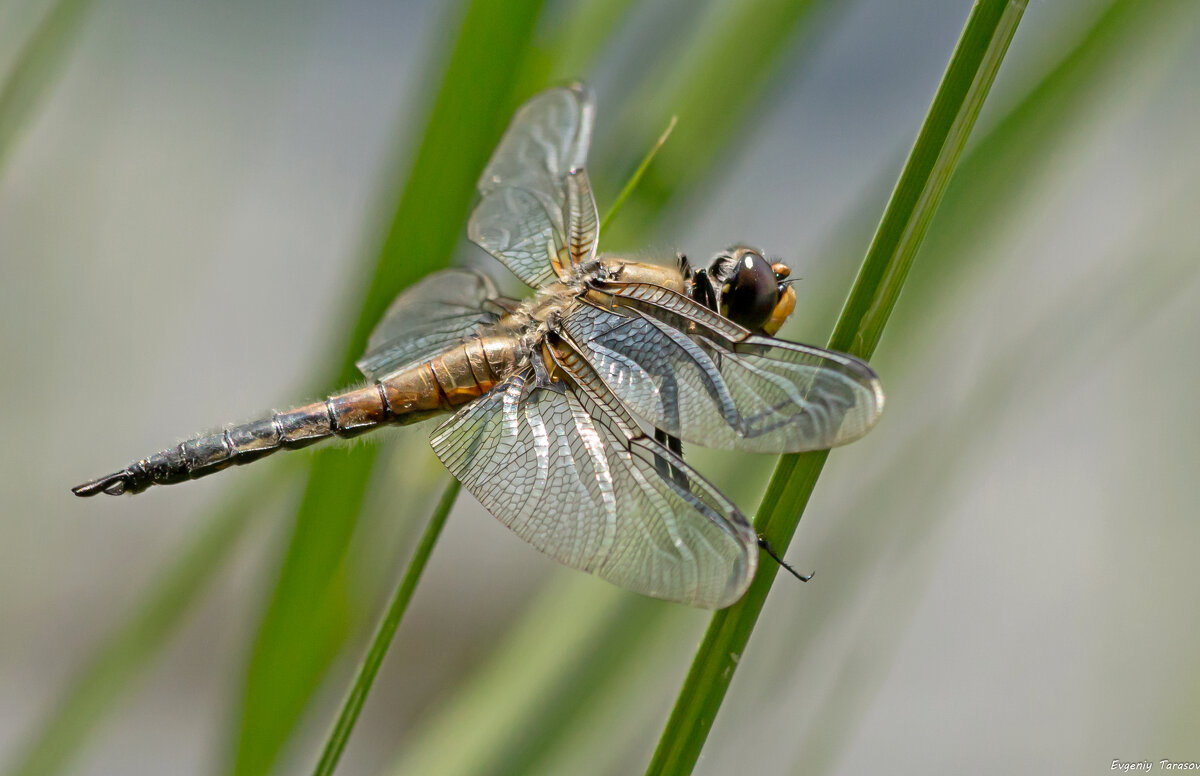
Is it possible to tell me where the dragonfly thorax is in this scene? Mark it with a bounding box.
[596,258,686,293]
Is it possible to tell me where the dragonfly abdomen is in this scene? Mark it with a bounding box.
[72,336,522,497]
[71,390,393,497]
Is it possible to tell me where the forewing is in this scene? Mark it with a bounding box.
[429,368,757,609]
[468,84,598,288]
[356,268,503,380]
[562,297,884,453]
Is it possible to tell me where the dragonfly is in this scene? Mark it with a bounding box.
[74,84,884,608]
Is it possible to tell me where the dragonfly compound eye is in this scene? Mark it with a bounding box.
[721,249,779,331]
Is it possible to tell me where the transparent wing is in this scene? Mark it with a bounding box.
[562,293,884,454]
[468,84,598,288]
[430,366,757,609]
[356,268,504,380]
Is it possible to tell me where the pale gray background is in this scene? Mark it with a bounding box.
[2,0,1197,773]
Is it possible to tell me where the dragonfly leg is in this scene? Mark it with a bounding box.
[757,536,814,582]
[531,347,556,388]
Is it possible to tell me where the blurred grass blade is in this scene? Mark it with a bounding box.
[0,0,94,176]
[3,466,293,776]
[599,0,839,242]
[391,583,673,776]
[893,0,1194,348]
[598,115,676,235]
[516,0,641,92]
[229,2,547,774]
[312,480,460,776]
[827,0,1026,358]
[644,2,1027,774]
[520,607,689,776]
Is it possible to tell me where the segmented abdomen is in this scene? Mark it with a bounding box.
[72,336,522,497]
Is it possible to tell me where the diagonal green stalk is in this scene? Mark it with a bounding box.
[599,0,839,243]
[311,479,461,776]
[390,584,679,776]
[889,0,1188,350]
[598,115,676,236]
[644,2,1028,773]
[0,0,94,175]
[3,465,294,776]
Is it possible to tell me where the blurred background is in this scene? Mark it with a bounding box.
[2,0,1198,774]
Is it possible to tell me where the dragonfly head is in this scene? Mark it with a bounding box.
[698,246,796,335]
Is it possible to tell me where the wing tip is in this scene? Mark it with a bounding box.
[560,80,593,102]
[832,353,886,444]
[862,364,887,434]
[869,374,886,422]
[698,556,757,610]
[674,516,757,610]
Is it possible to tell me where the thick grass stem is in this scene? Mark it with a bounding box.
[644,2,1028,773]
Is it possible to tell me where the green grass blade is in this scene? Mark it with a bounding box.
[228,3,547,774]
[891,0,1192,347]
[3,466,294,776]
[0,0,93,176]
[391,585,675,776]
[598,115,676,236]
[311,479,461,776]
[644,3,1028,773]
[782,149,1200,773]
[516,0,641,92]
[827,2,1026,357]
[599,0,838,243]
[520,607,690,776]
